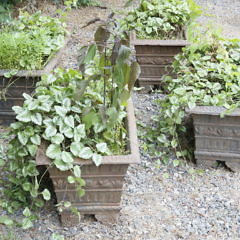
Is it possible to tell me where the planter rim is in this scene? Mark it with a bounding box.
[36,98,140,166]
[186,106,240,117]
[0,35,70,77]
[130,31,189,47]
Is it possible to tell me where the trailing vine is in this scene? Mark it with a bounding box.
[143,29,240,165]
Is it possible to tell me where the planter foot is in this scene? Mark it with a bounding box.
[196,159,217,168]
[95,212,119,224]
[225,161,240,172]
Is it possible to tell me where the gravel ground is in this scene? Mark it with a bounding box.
[1,0,240,239]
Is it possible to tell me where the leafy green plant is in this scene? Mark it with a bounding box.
[0,0,23,23]
[0,20,139,228]
[0,12,66,70]
[122,0,201,40]
[143,30,240,164]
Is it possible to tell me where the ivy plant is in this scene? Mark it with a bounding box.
[0,20,140,228]
[121,0,201,40]
[143,30,240,165]
[0,12,66,70]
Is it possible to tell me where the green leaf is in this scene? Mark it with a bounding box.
[70,142,81,156]
[106,107,119,127]
[30,135,41,145]
[54,159,73,171]
[84,44,97,63]
[18,132,28,145]
[10,122,23,129]
[61,151,74,163]
[96,143,109,154]
[55,106,68,117]
[93,122,105,133]
[78,147,93,159]
[22,218,33,230]
[41,74,57,85]
[23,182,31,191]
[62,98,71,107]
[63,126,74,138]
[45,125,57,138]
[77,188,85,198]
[67,176,75,184]
[27,144,38,157]
[163,173,169,179]
[94,26,110,52]
[173,160,180,167]
[146,27,152,34]
[116,45,131,65]
[23,207,31,217]
[157,134,167,143]
[31,113,42,125]
[46,144,61,159]
[128,61,141,91]
[51,233,65,240]
[28,100,39,110]
[34,199,44,208]
[92,153,102,167]
[12,106,23,114]
[0,216,14,226]
[188,101,196,109]
[38,102,52,112]
[51,133,64,145]
[76,178,86,187]
[64,115,75,128]
[119,90,130,106]
[74,124,86,142]
[82,111,99,130]
[42,189,51,201]
[23,93,32,101]
[64,201,71,208]
[16,110,32,122]
[73,165,81,177]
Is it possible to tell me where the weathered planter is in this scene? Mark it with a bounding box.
[130,31,188,89]
[36,99,140,226]
[187,106,240,171]
[0,38,69,125]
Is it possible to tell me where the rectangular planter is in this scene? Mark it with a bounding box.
[187,106,240,171]
[36,99,140,226]
[130,31,188,89]
[0,38,69,125]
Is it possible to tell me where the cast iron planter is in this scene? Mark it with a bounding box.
[36,99,140,226]
[187,106,240,171]
[0,38,69,125]
[130,31,188,89]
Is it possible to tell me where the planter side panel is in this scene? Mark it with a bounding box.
[193,113,240,170]
[49,163,129,226]
[135,45,184,87]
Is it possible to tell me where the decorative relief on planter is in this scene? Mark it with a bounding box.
[130,31,188,88]
[52,176,124,190]
[0,37,69,125]
[187,106,240,171]
[36,99,140,226]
